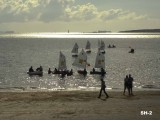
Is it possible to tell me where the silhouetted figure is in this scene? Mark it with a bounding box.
[108,44,111,48]
[98,78,109,98]
[54,68,58,73]
[29,66,34,72]
[39,66,43,71]
[112,45,116,48]
[70,69,73,75]
[36,66,43,72]
[84,69,87,73]
[123,75,129,95]
[93,68,95,72]
[128,74,134,95]
[48,68,52,74]
[101,68,105,73]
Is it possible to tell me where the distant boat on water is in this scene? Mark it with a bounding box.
[129,48,135,53]
[85,41,91,53]
[71,43,79,57]
[72,49,88,75]
[108,44,116,48]
[27,66,43,76]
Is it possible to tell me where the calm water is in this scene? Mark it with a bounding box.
[0,33,160,91]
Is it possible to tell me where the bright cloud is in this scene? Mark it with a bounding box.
[64,3,98,21]
[0,0,153,32]
[0,0,148,23]
[99,9,147,21]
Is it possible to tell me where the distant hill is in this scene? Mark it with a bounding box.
[119,29,160,33]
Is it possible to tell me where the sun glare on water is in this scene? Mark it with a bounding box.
[0,32,160,38]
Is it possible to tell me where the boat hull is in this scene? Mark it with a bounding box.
[52,70,73,76]
[86,50,91,53]
[77,70,87,75]
[27,71,43,76]
[90,71,106,75]
[72,54,78,57]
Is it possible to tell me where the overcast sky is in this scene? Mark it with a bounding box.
[0,0,160,33]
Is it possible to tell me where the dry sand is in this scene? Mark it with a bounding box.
[0,91,160,120]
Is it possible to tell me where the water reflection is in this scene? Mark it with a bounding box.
[1,33,160,38]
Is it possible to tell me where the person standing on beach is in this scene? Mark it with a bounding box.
[123,75,129,95]
[98,78,109,98]
[128,74,134,95]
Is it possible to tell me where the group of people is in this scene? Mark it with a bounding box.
[123,74,134,96]
[48,68,73,76]
[29,66,43,72]
[108,44,116,48]
[98,74,134,99]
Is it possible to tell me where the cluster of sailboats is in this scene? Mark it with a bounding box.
[27,40,107,77]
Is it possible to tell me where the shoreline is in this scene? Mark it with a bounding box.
[0,91,160,120]
[0,87,160,92]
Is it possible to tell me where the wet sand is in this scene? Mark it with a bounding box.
[0,91,160,120]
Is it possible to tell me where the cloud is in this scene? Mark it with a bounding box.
[64,3,98,21]
[118,12,147,20]
[98,9,124,20]
[64,3,148,21]
[0,1,148,23]
[0,0,75,23]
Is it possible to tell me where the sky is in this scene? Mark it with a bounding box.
[0,0,160,33]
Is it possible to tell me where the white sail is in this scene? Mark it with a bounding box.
[72,49,87,69]
[98,40,101,49]
[58,51,67,70]
[85,41,91,50]
[71,43,79,54]
[95,50,105,69]
[99,40,105,51]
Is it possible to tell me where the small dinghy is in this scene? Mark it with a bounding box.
[27,66,43,76]
[129,48,135,53]
[90,50,106,75]
[52,51,73,76]
[72,49,88,75]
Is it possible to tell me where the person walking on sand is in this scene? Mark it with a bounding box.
[98,78,109,98]
[123,75,129,95]
[128,74,134,95]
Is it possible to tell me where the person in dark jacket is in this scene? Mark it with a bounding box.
[123,75,129,95]
[98,78,109,98]
[48,68,52,74]
[29,66,34,72]
[128,74,134,95]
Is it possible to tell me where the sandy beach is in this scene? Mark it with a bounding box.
[0,90,160,120]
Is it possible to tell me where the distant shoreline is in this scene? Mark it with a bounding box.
[119,29,160,33]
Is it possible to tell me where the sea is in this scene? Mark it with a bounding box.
[0,33,160,92]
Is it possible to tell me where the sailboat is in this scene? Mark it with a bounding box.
[98,40,105,54]
[53,51,73,76]
[90,50,106,75]
[72,49,87,75]
[85,41,91,53]
[71,43,79,57]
